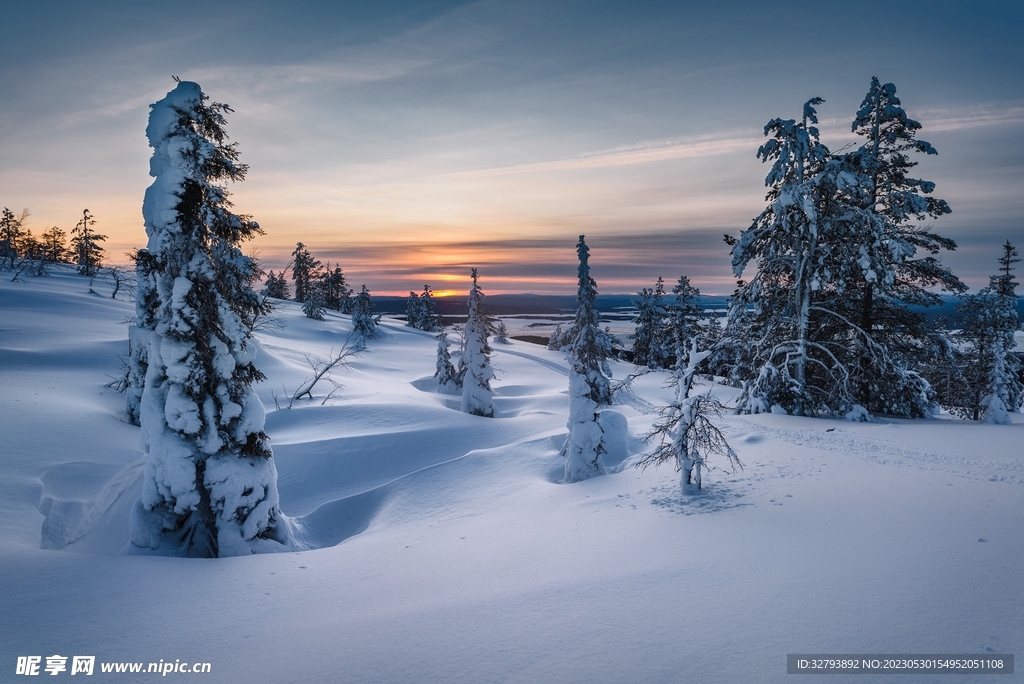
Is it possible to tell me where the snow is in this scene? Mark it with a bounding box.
[2,269,1022,682]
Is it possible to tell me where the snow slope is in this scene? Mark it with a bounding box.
[1,269,1022,683]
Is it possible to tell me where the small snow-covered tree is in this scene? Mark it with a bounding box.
[434,328,459,393]
[640,342,741,493]
[0,207,27,269]
[667,274,715,369]
[352,284,381,341]
[322,264,349,312]
[290,242,321,304]
[460,268,495,417]
[562,235,617,482]
[262,270,290,299]
[302,278,327,320]
[547,323,568,351]
[40,226,68,264]
[406,291,424,328]
[129,81,291,557]
[947,243,1022,423]
[70,209,106,277]
[420,284,440,331]
[494,320,510,344]
[631,277,669,368]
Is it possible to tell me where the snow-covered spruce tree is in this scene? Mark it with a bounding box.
[322,264,350,312]
[842,77,964,414]
[494,320,510,344]
[1,207,27,269]
[434,328,459,393]
[562,235,617,482]
[352,284,381,342]
[290,242,321,304]
[262,270,290,299]
[547,323,567,351]
[420,284,440,331]
[947,244,1022,423]
[130,81,291,557]
[406,291,424,328]
[460,268,495,417]
[40,226,68,264]
[728,98,844,415]
[631,277,669,368]
[302,276,327,320]
[70,209,106,277]
[667,274,715,369]
[640,342,740,493]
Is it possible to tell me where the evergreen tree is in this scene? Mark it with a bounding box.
[993,240,1021,297]
[70,209,106,277]
[434,328,459,393]
[406,291,424,328]
[420,284,440,331]
[631,277,669,368]
[322,264,349,311]
[262,270,290,299]
[667,275,713,369]
[40,226,68,263]
[460,268,495,417]
[302,277,327,320]
[562,235,616,482]
[844,77,965,413]
[547,323,569,351]
[290,242,321,303]
[0,207,26,269]
[494,320,510,344]
[129,81,291,557]
[728,98,849,416]
[947,244,1022,422]
[352,284,381,341]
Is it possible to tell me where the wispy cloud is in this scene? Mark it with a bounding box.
[454,131,763,178]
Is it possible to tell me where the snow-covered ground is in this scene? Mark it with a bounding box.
[1,269,1022,683]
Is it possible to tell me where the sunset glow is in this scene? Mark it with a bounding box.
[1,1,1021,295]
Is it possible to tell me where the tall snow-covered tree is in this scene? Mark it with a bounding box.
[562,235,617,482]
[290,242,321,304]
[631,277,669,368]
[460,268,495,417]
[843,77,965,414]
[352,284,382,341]
[70,209,106,277]
[728,98,845,416]
[129,81,292,557]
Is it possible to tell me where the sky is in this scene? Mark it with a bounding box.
[2,0,1023,295]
